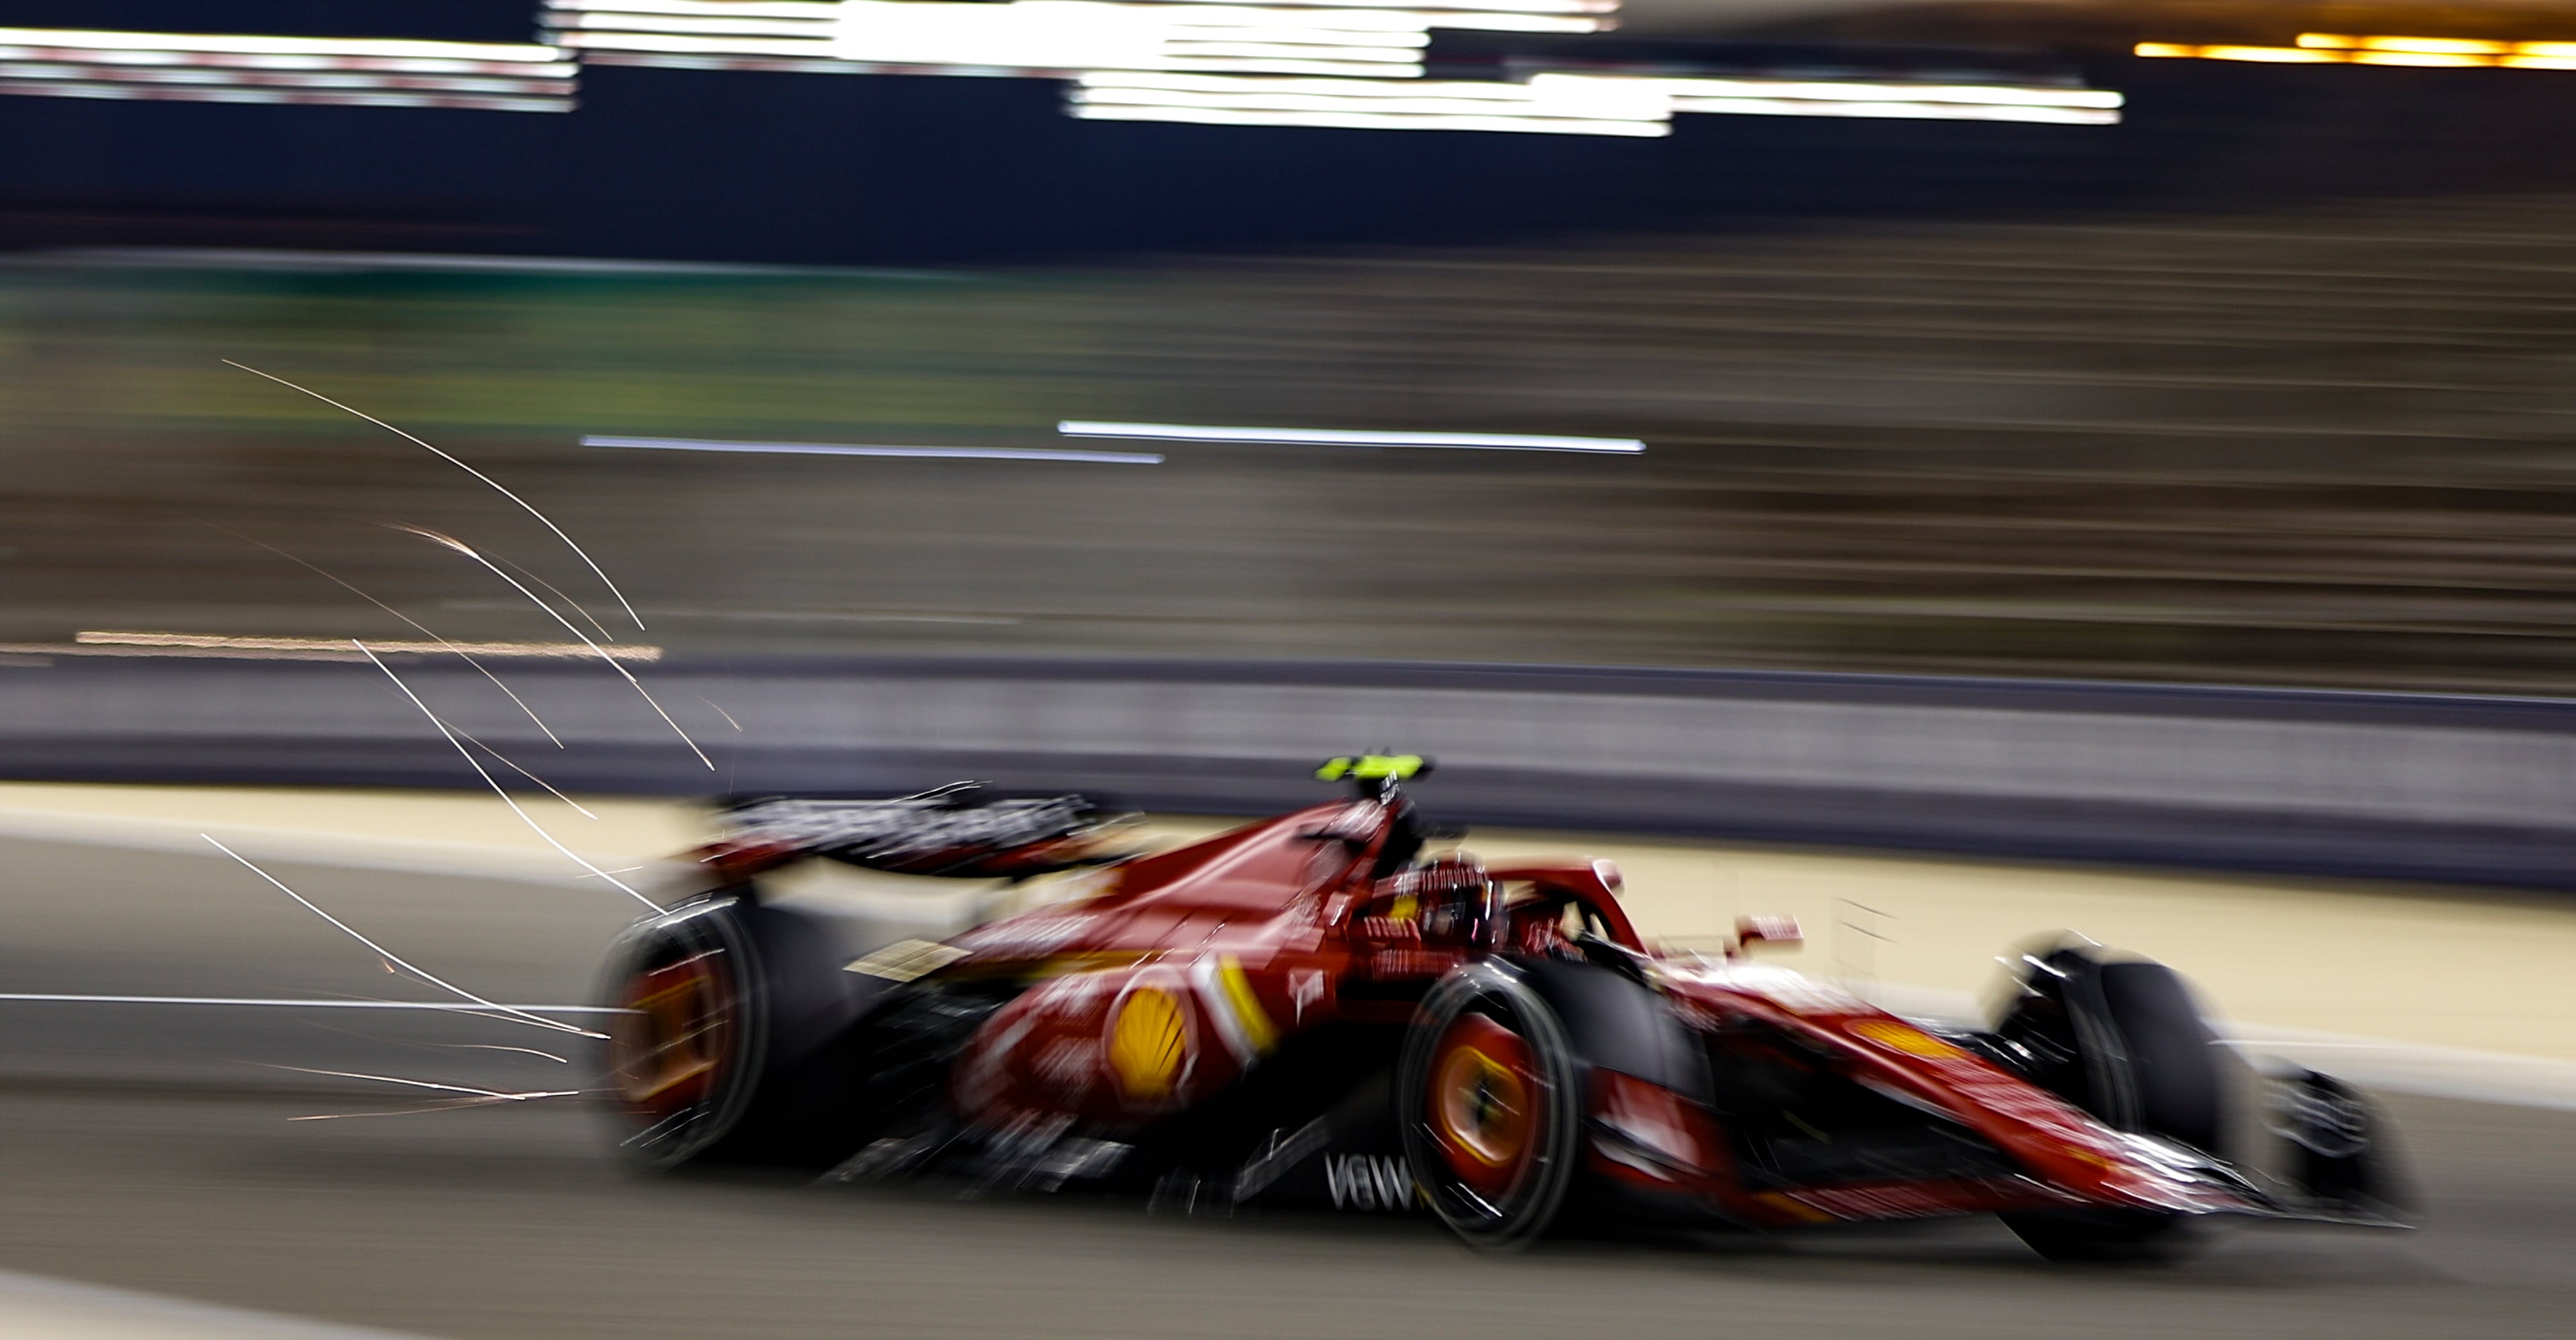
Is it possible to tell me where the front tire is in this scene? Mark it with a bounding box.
[1994,944,2224,1263]
[1397,963,1582,1250]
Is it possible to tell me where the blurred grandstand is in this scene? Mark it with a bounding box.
[6,1,2576,694]
[3,1,2575,258]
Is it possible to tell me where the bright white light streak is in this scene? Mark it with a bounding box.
[1125,59,1428,77]
[1166,17,1436,37]
[1663,95,2119,125]
[551,32,840,57]
[222,361,647,633]
[1059,420,1645,452]
[552,0,845,18]
[558,0,1605,70]
[557,0,1604,14]
[582,434,1164,464]
[1068,70,1668,130]
[835,3,1159,75]
[352,642,665,909]
[389,526,711,771]
[1389,12,1602,31]
[200,834,611,1037]
[0,81,571,111]
[1526,72,2120,125]
[1160,43,1422,63]
[1072,69,2120,133]
[1073,102,1665,131]
[0,992,625,1014]
[552,14,842,39]
[1253,0,1611,12]
[0,29,566,62]
[0,62,567,90]
[1584,73,2121,110]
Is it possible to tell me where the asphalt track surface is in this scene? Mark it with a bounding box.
[5,830,2576,1338]
[0,1087,2568,1340]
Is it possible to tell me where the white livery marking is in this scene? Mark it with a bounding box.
[1323,1153,1419,1212]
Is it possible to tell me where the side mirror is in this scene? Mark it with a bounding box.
[1732,915,1803,958]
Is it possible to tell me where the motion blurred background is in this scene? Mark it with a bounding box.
[8,5,2576,1339]
[7,0,2576,691]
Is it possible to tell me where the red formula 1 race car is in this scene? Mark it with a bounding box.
[598,759,2409,1259]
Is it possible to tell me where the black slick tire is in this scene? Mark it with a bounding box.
[1996,948,2224,1264]
[1397,962,1582,1250]
[597,895,770,1169]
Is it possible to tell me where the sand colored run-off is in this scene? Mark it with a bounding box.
[3,781,2574,1070]
[0,1268,433,1340]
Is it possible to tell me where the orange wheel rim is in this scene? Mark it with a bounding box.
[1428,1013,1539,1194]
[610,951,732,1121]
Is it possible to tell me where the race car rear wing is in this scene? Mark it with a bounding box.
[699,783,1133,881]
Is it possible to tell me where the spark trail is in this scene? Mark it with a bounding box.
[201,836,606,1038]
[209,524,565,747]
[221,359,646,631]
[350,643,663,909]
[392,524,710,770]
[431,713,598,818]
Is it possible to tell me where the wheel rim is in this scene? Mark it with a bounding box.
[1426,1013,1540,1196]
[610,948,737,1124]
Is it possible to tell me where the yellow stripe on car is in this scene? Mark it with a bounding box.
[1217,954,1281,1055]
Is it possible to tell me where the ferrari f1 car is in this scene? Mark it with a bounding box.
[599,758,2409,1259]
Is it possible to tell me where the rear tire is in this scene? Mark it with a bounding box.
[599,896,769,1169]
[1397,963,1582,1250]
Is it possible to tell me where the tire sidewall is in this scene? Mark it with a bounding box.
[1398,961,1582,1250]
[1997,947,2226,1261]
[596,894,771,1170]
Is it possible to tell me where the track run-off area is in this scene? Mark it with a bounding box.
[2,781,2574,1339]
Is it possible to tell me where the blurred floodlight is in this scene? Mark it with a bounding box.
[582,434,1165,464]
[0,27,575,110]
[835,1,1168,70]
[1072,68,2117,131]
[1059,420,1648,452]
[1069,70,1669,132]
[2142,35,2576,70]
[0,28,565,61]
[1537,72,2122,124]
[2299,34,2506,55]
[552,0,1610,80]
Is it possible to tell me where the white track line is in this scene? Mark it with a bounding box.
[0,1266,444,1340]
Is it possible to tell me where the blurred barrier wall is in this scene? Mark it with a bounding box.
[5,655,2574,888]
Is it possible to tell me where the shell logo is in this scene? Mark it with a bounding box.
[1107,986,1188,1100]
[1848,1019,1967,1060]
